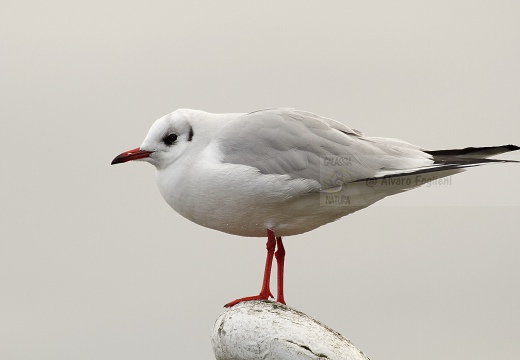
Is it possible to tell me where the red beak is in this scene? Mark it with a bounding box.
[111,147,153,165]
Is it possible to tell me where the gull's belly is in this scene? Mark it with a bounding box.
[157,162,374,237]
[172,189,344,237]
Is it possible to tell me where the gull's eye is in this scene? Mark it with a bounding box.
[163,133,178,146]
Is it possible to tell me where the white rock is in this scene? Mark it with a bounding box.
[212,300,370,360]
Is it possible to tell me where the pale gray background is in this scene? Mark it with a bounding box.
[1,1,519,359]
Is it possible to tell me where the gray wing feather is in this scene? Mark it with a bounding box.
[215,109,434,190]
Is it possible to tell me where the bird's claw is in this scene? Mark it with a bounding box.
[224,291,274,308]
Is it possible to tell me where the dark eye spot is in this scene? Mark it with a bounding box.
[163,133,178,146]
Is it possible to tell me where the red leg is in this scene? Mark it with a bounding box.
[275,236,286,304]
[224,229,276,307]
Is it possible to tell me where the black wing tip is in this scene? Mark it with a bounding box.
[426,144,520,157]
[504,144,520,151]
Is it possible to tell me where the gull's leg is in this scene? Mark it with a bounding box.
[224,229,276,307]
[275,236,286,305]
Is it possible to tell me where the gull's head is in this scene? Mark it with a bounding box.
[111,109,195,169]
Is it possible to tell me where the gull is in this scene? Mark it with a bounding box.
[111,108,518,307]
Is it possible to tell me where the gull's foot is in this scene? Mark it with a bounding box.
[224,291,274,308]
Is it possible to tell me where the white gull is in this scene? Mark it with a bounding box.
[112,108,518,306]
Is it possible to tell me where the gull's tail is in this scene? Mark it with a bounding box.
[327,143,518,215]
[327,144,518,217]
[352,144,519,190]
[394,144,519,178]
